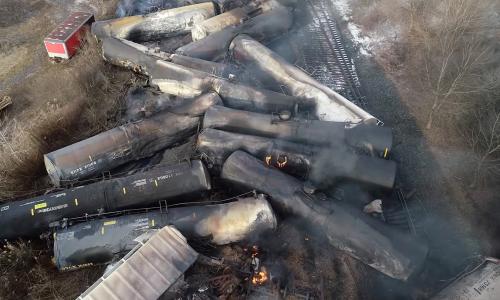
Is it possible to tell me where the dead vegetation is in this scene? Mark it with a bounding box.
[0,240,103,299]
[0,25,132,299]
[461,103,500,187]
[0,1,134,298]
[348,0,500,186]
[0,33,133,200]
[403,0,499,131]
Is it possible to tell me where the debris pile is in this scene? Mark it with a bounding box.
[77,226,199,299]
[0,0,436,298]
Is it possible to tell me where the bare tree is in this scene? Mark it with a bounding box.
[421,0,497,129]
[465,108,500,187]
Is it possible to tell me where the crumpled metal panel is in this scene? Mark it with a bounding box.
[432,259,500,300]
[78,226,198,300]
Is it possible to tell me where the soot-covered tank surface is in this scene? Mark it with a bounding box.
[0,160,210,239]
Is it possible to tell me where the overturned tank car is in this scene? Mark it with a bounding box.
[221,150,427,281]
[0,160,210,240]
[202,105,392,156]
[198,128,396,190]
[101,37,315,114]
[54,195,277,271]
[92,2,216,41]
[44,92,220,186]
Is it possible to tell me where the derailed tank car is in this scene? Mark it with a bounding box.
[101,37,315,115]
[0,160,210,240]
[221,151,427,281]
[92,2,216,41]
[44,92,220,186]
[203,105,393,156]
[54,195,277,271]
[197,128,396,190]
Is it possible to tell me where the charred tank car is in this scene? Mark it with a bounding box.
[0,160,210,240]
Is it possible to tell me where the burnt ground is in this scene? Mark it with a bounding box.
[0,0,496,299]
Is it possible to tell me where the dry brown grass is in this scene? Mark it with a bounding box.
[0,1,131,298]
[0,241,103,299]
[0,33,133,200]
[0,23,132,300]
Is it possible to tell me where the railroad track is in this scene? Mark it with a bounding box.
[296,1,426,235]
[297,0,365,107]
[384,187,424,235]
